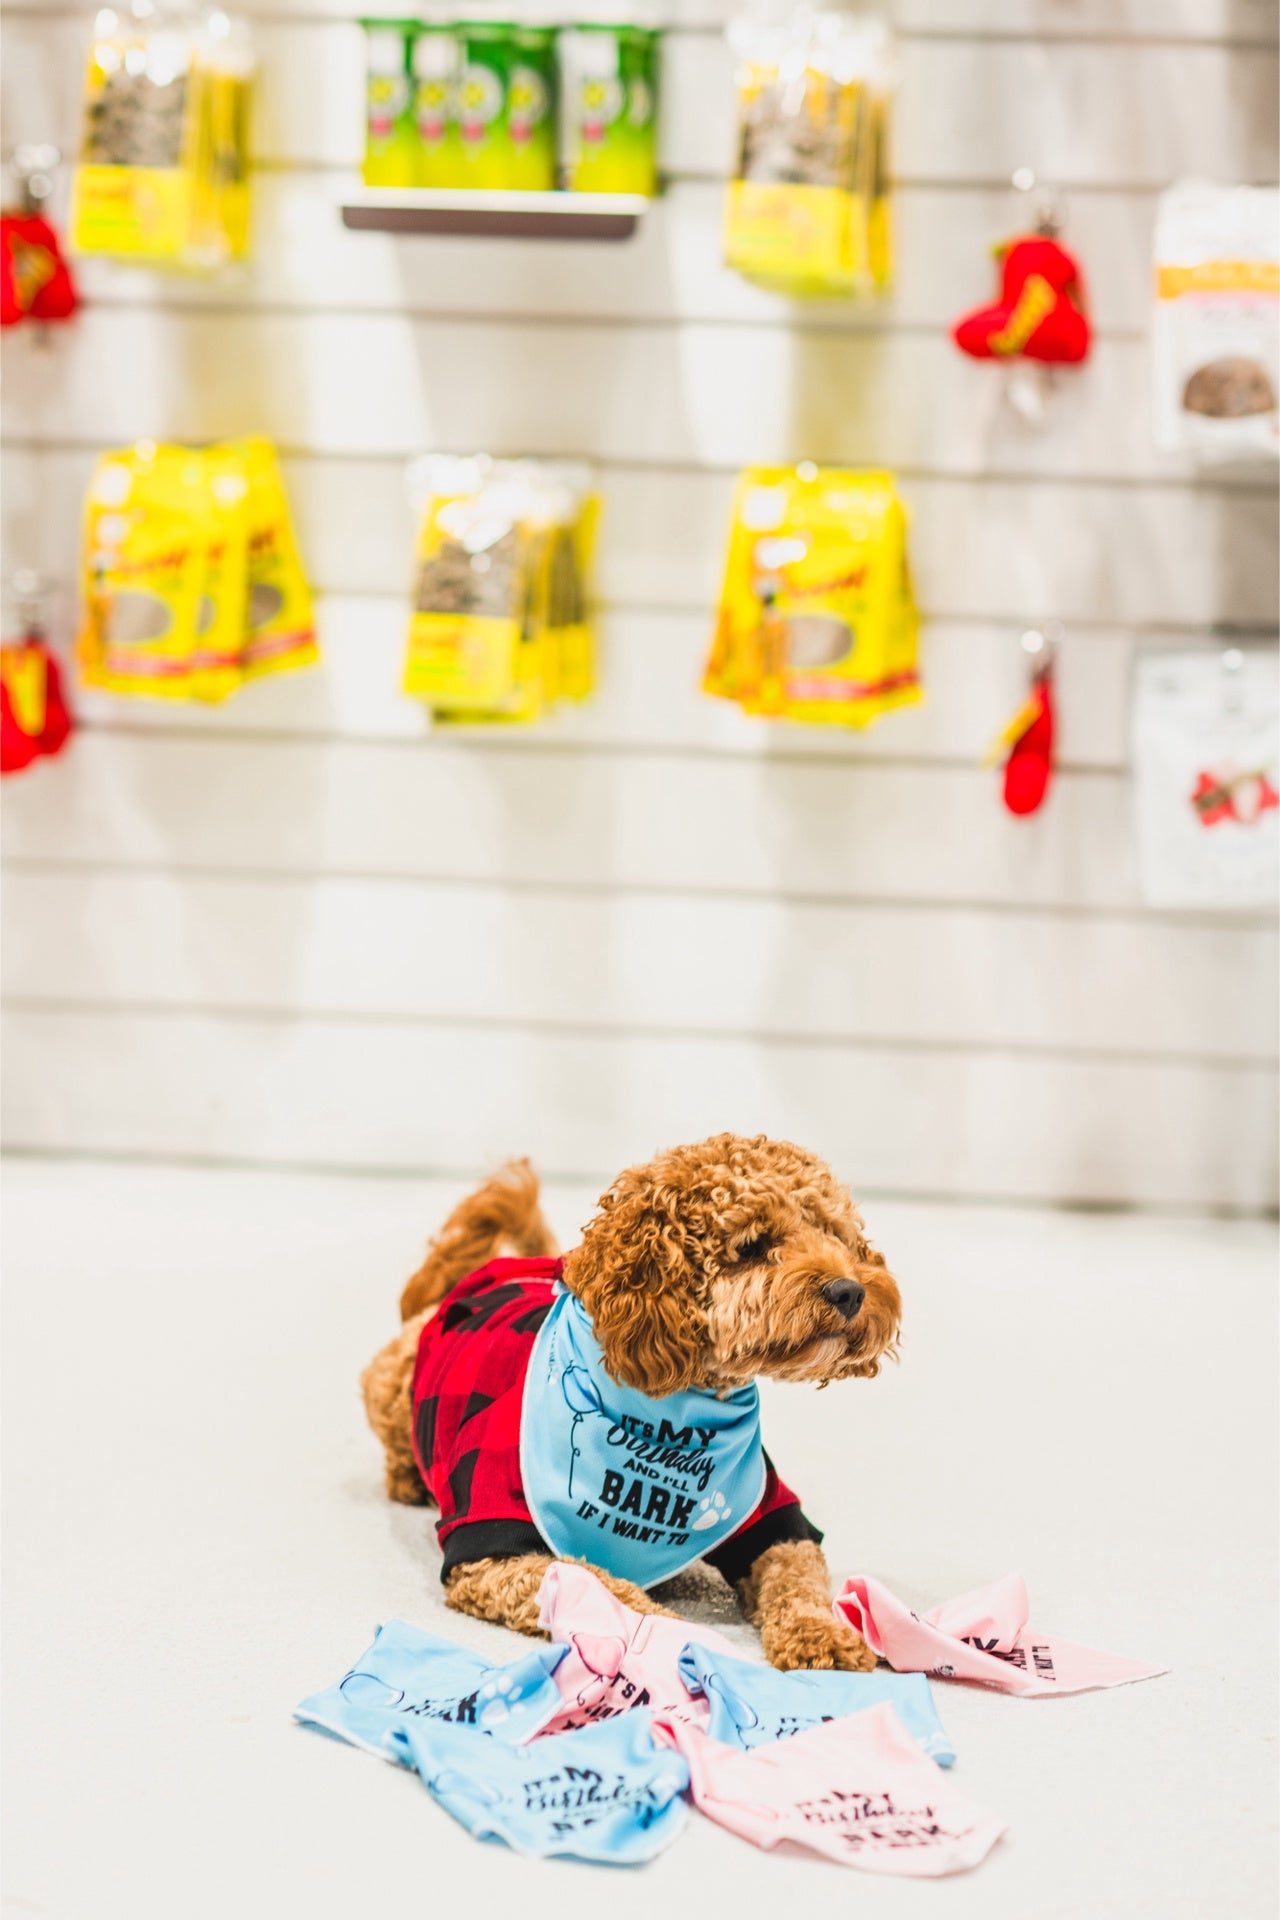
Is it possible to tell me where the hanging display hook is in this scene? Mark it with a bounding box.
[12,146,61,217]
[11,569,50,641]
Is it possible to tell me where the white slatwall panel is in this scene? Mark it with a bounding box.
[5,871,1274,1061]
[2,307,1250,482]
[8,448,1276,625]
[4,1008,1275,1209]
[2,4,1277,1206]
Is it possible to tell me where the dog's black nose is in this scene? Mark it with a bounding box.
[822,1278,865,1320]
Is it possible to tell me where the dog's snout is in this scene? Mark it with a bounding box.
[821,1278,865,1320]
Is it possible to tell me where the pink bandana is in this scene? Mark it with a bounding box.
[536,1561,751,1735]
[657,1703,1005,1875]
[833,1571,1167,1697]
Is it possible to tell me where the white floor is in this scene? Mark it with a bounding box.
[2,1158,1276,1920]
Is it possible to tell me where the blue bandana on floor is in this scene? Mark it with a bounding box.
[521,1284,765,1588]
[294,1620,567,1763]
[677,1641,956,1767]
[402,1708,689,1863]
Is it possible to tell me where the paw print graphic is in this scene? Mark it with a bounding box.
[691,1491,731,1532]
[475,1670,520,1728]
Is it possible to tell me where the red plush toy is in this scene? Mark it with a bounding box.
[1,146,78,331]
[953,233,1090,365]
[0,210,78,327]
[984,626,1060,817]
[1,577,74,777]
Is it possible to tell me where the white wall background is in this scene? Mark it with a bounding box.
[2,0,1277,1211]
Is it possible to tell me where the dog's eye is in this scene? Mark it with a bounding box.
[732,1234,776,1265]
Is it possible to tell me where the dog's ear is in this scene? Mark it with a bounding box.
[565,1173,706,1396]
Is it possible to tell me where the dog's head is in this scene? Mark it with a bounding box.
[562,1133,901,1397]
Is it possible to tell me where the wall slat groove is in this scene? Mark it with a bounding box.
[3,993,1273,1073]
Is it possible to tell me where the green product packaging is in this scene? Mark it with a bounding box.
[436,21,549,191]
[560,24,660,197]
[362,19,418,187]
[507,25,557,192]
[412,23,460,188]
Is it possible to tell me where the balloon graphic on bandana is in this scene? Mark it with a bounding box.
[339,1670,405,1709]
[562,1364,603,1497]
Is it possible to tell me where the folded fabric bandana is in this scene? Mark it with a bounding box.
[522,1282,767,1587]
[676,1640,955,1766]
[401,1708,690,1864]
[294,1619,567,1762]
[536,1561,749,1735]
[658,1703,1004,1876]
[833,1570,1167,1697]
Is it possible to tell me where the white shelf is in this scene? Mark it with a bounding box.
[339,187,650,241]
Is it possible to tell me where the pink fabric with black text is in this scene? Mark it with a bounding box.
[658,1703,1004,1875]
[833,1570,1166,1697]
[536,1561,749,1735]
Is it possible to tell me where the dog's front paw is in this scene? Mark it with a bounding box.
[761,1609,877,1673]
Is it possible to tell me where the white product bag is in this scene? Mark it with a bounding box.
[1152,183,1280,463]
[1132,648,1279,909]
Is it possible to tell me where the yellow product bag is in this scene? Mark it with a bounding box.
[71,3,254,267]
[189,442,251,702]
[707,466,921,730]
[235,440,317,680]
[79,443,214,698]
[536,469,600,707]
[724,13,893,296]
[72,9,201,262]
[403,459,540,715]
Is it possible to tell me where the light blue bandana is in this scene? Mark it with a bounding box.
[520,1284,766,1588]
[294,1619,567,1763]
[401,1708,689,1864]
[677,1641,956,1767]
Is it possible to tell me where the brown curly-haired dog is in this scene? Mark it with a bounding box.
[362,1134,901,1670]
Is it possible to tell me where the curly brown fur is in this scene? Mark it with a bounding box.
[364,1161,558,1507]
[562,1134,901,1395]
[739,1537,876,1671]
[444,1554,674,1638]
[361,1309,433,1504]
[362,1136,902,1671]
[399,1158,555,1322]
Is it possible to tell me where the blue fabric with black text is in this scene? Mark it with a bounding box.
[294,1619,567,1763]
[677,1640,956,1766]
[521,1283,766,1587]
[401,1708,690,1863]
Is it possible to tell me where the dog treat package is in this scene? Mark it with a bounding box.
[403,456,598,725]
[238,438,318,681]
[71,1,254,269]
[724,9,894,295]
[559,24,661,197]
[80,442,227,698]
[1152,183,1280,463]
[79,439,315,701]
[705,466,920,728]
[1131,647,1279,910]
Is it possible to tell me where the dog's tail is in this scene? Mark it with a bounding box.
[399,1159,558,1322]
